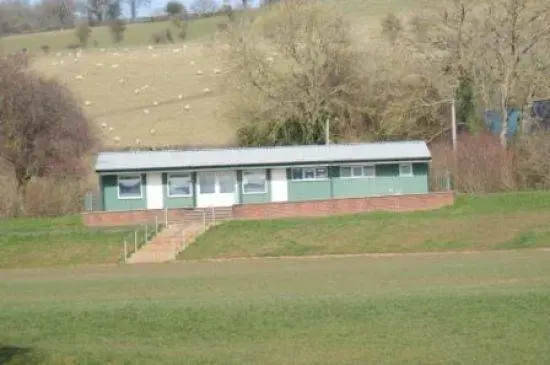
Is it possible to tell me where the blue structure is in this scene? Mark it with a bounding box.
[483,109,521,138]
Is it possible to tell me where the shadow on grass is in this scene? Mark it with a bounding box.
[0,344,46,365]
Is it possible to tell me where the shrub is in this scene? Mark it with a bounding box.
[166,1,185,16]
[216,22,229,32]
[41,45,50,54]
[67,43,80,49]
[108,19,127,43]
[513,132,550,189]
[75,23,92,47]
[431,132,516,193]
[151,29,174,44]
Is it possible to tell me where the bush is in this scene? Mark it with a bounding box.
[67,43,80,49]
[513,132,550,189]
[40,45,50,54]
[108,19,127,43]
[75,23,92,47]
[166,1,185,16]
[216,22,229,32]
[151,29,174,44]
[431,132,516,193]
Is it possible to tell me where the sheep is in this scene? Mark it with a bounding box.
[213,68,221,74]
[108,127,114,132]
[149,128,156,134]
[100,48,106,52]
[59,60,64,65]
[178,94,183,100]
[134,89,141,94]
[101,122,108,128]
[95,63,103,67]
[114,136,120,142]
[184,104,190,110]
[143,109,150,114]
[111,64,119,68]
[135,138,141,144]
[196,70,203,75]
[75,75,84,80]
[148,45,154,50]
[84,100,92,106]
[203,88,211,93]
[118,78,125,84]
[153,101,159,106]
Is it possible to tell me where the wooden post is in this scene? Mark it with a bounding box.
[164,208,168,228]
[123,239,128,263]
[451,98,457,154]
[203,210,206,231]
[134,231,138,252]
[145,224,148,243]
[155,216,158,234]
[212,207,216,225]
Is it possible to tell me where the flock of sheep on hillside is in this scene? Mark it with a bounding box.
[49,44,224,146]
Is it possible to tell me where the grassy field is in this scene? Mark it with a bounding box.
[1,249,549,364]
[0,215,136,269]
[0,0,434,148]
[180,191,550,260]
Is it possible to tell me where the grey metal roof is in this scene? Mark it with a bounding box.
[94,141,431,172]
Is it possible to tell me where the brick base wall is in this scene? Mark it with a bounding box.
[82,192,454,226]
[232,192,454,220]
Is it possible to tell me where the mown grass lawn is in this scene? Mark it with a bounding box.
[0,249,549,364]
[180,191,550,260]
[0,215,135,269]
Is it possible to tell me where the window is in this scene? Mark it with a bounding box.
[218,171,235,193]
[118,175,142,199]
[340,165,375,178]
[291,166,328,180]
[242,170,267,194]
[399,163,413,177]
[167,173,192,197]
[199,172,215,194]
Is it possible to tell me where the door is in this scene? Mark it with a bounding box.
[270,168,288,202]
[146,172,164,209]
[196,171,237,207]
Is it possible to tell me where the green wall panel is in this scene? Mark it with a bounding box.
[102,174,147,211]
[163,172,195,209]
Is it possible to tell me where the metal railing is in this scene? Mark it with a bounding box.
[121,216,165,263]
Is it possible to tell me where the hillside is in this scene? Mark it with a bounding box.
[2,0,432,148]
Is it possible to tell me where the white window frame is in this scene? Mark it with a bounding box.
[167,172,193,198]
[290,166,329,181]
[117,174,143,200]
[242,169,267,195]
[339,164,376,179]
[399,162,413,177]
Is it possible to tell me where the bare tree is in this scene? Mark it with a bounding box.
[224,0,370,145]
[190,0,219,16]
[402,0,550,147]
[0,56,98,214]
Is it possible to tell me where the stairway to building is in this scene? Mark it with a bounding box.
[127,223,207,264]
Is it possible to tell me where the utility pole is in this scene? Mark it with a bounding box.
[451,97,457,153]
[325,118,330,145]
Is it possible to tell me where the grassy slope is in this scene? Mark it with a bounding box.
[0,215,135,269]
[0,0,431,148]
[180,191,550,260]
[1,250,549,364]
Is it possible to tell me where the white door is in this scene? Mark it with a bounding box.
[196,171,237,207]
[270,168,288,202]
[146,172,164,209]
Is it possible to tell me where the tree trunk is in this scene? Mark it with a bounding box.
[15,181,27,217]
[131,0,137,21]
[499,80,509,148]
